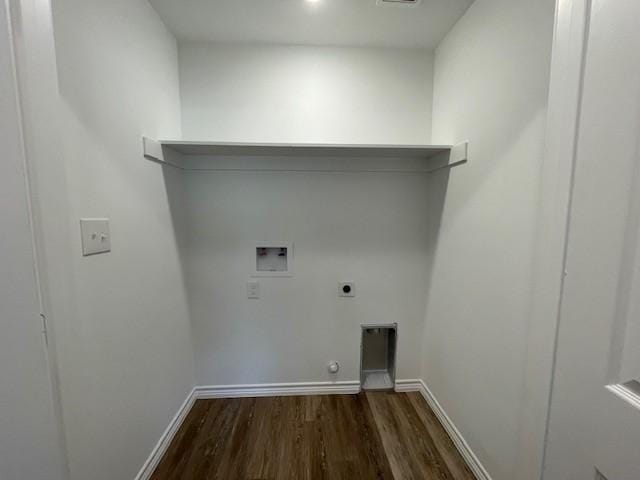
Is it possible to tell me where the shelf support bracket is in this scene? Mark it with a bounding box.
[143,137,164,164]
[142,137,185,169]
[450,141,469,167]
[426,141,468,174]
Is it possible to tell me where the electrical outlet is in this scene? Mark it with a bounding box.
[80,218,111,256]
[339,282,355,297]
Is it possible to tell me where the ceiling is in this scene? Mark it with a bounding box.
[149,0,475,50]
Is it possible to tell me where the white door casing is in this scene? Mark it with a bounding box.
[544,0,640,478]
[0,0,67,478]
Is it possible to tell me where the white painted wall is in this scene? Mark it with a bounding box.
[177,43,437,386]
[184,166,447,386]
[8,0,196,479]
[0,2,67,478]
[421,0,555,478]
[179,43,434,144]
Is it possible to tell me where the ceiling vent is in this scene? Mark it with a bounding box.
[376,0,422,7]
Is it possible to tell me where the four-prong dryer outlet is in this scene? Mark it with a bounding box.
[360,324,397,391]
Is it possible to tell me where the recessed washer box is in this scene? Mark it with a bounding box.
[252,242,293,277]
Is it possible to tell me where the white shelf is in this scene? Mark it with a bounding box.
[158,140,452,158]
[142,137,468,171]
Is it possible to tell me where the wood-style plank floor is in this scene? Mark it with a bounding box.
[150,392,476,480]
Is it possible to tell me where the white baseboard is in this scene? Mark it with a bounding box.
[134,387,197,480]
[196,379,425,398]
[135,379,490,480]
[394,378,423,392]
[417,380,492,480]
[195,380,360,399]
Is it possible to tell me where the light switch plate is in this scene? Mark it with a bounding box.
[247,281,260,299]
[80,218,111,256]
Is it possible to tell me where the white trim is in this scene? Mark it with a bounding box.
[135,380,491,479]
[134,388,197,480]
[417,380,492,480]
[531,1,592,478]
[394,379,422,392]
[195,381,360,399]
[193,378,425,400]
[6,0,73,476]
[606,384,640,411]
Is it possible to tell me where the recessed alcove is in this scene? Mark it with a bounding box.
[2,0,567,478]
[361,325,398,391]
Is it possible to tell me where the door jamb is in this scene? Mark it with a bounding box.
[519,0,592,478]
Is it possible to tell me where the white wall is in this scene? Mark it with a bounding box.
[10,0,196,479]
[0,2,67,478]
[177,43,438,386]
[422,0,555,479]
[185,166,447,386]
[179,43,434,144]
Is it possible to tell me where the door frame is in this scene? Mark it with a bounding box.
[3,0,70,477]
[519,0,592,478]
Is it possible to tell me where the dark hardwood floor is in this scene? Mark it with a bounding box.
[150,392,476,480]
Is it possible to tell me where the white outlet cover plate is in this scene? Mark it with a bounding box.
[80,218,111,256]
[247,281,260,299]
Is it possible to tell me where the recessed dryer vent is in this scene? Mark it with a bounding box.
[360,324,397,391]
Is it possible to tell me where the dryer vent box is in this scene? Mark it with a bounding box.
[361,324,397,391]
